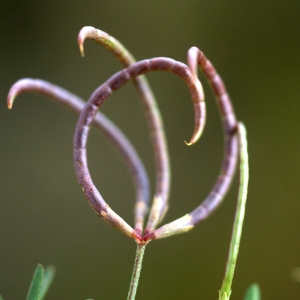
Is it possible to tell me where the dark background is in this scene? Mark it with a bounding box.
[1,1,300,299]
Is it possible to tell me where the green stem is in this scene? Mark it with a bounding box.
[219,123,249,300]
[127,243,147,300]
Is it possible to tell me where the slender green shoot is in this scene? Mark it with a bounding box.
[39,265,56,300]
[0,294,4,300]
[127,243,147,300]
[26,264,44,300]
[25,264,55,300]
[243,284,261,300]
[219,123,249,300]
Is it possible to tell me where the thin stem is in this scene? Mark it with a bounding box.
[127,243,147,300]
[219,122,249,300]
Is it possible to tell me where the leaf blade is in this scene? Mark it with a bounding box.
[243,284,261,300]
[39,265,56,300]
[26,264,44,300]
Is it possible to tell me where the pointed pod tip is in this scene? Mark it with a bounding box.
[7,94,15,110]
[79,43,85,57]
[77,34,85,57]
[185,128,203,146]
[78,26,98,57]
[184,140,193,146]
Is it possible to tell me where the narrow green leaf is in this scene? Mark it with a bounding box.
[39,265,56,300]
[243,284,261,300]
[0,294,5,300]
[26,264,44,300]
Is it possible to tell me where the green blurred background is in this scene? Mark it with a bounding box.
[1,1,300,299]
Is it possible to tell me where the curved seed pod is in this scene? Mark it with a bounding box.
[7,78,150,227]
[74,57,205,241]
[78,27,205,233]
[148,47,239,241]
[78,26,164,233]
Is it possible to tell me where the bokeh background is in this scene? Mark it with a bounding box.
[1,1,300,299]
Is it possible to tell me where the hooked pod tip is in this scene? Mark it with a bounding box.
[79,44,85,57]
[184,140,193,146]
[7,93,15,110]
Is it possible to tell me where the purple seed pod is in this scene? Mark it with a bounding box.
[73,56,207,242]
[7,78,150,237]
